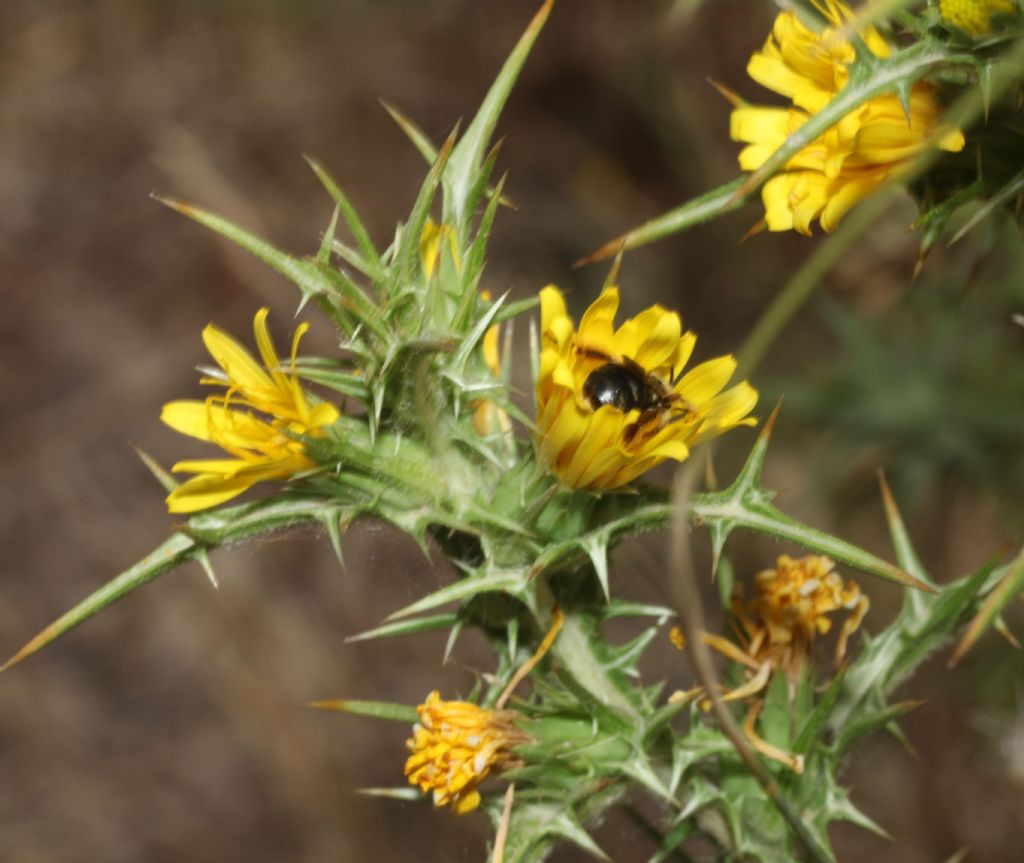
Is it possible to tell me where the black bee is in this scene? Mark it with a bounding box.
[580,352,689,443]
[582,359,668,413]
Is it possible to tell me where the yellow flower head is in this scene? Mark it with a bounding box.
[731,0,965,234]
[161,308,339,513]
[747,0,891,116]
[940,0,1016,36]
[740,554,869,677]
[405,691,529,815]
[536,285,758,491]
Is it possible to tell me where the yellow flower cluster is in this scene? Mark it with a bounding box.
[536,285,757,490]
[161,308,339,513]
[405,691,528,815]
[940,0,1016,36]
[731,0,965,234]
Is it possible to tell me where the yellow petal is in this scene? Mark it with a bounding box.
[620,306,682,370]
[561,406,626,488]
[202,321,274,395]
[307,401,340,428]
[675,355,738,405]
[253,307,287,389]
[166,473,260,513]
[820,172,885,232]
[577,286,619,349]
[161,400,216,442]
[540,285,568,335]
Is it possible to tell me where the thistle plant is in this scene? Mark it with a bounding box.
[6,2,1024,861]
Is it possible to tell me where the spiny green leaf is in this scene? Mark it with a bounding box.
[451,290,508,370]
[494,294,541,324]
[601,601,674,621]
[153,195,336,304]
[291,363,370,401]
[445,0,552,233]
[380,99,438,164]
[604,628,659,677]
[949,549,1024,667]
[463,171,508,294]
[3,532,196,669]
[792,669,847,754]
[393,126,459,300]
[835,699,925,751]
[316,203,341,266]
[949,167,1024,246]
[303,154,384,277]
[578,176,746,264]
[3,495,345,669]
[386,567,530,620]
[495,800,611,863]
[346,612,459,643]
[305,698,417,723]
[132,445,177,494]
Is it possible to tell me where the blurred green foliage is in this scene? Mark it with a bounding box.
[773,217,1024,526]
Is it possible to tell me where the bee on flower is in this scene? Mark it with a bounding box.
[405,691,530,815]
[160,307,339,513]
[536,285,758,491]
[730,0,965,234]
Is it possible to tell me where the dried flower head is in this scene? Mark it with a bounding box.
[731,0,965,234]
[740,554,870,678]
[161,308,339,513]
[405,691,529,814]
[536,285,757,490]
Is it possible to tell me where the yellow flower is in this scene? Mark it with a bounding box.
[940,0,1016,36]
[731,0,965,234]
[405,691,529,814]
[536,285,757,491]
[161,308,339,513]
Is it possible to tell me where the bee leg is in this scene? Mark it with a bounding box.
[623,407,662,445]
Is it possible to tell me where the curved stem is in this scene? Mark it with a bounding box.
[736,188,896,378]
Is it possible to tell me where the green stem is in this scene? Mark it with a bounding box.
[532,577,640,721]
[736,188,897,377]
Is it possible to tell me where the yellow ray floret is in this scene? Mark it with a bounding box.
[536,285,757,491]
[161,307,339,513]
[405,691,529,815]
[940,0,1017,37]
[732,0,965,234]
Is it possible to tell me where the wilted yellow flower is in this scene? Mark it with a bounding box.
[737,554,869,679]
[731,0,965,234]
[405,691,529,814]
[670,555,868,694]
[668,555,867,773]
[940,0,1016,36]
[161,308,339,513]
[536,286,758,491]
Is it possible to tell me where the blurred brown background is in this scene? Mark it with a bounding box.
[2,1,1023,860]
